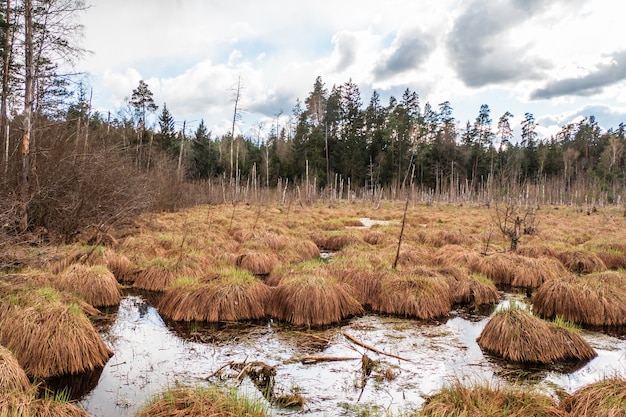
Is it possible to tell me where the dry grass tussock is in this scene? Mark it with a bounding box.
[310,232,360,251]
[0,345,30,394]
[235,250,280,275]
[372,268,452,319]
[158,269,271,322]
[0,389,90,417]
[135,385,267,417]
[472,253,565,288]
[416,229,475,247]
[0,286,112,378]
[477,307,596,363]
[437,267,499,306]
[532,272,626,326]
[133,255,207,291]
[561,376,626,416]
[267,264,363,327]
[102,249,137,283]
[420,379,567,417]
[55,264,121,307]
[278,239,320,263]
[395,246,436,268]
[555,249,607,273]
[432,245,482,269]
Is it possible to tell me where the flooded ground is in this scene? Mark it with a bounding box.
[77,290,626,417]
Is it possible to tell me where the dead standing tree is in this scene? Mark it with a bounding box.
[493,202,539,251]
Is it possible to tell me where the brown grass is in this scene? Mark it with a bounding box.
[102,249,137,283]
[55,264,121,307]
[235,251,280,275]
[133,255,205,292]
[420,379,567,417]
[476,307,596,363]
[555,249,607,273]
[362,230,387,245]
[0,390,91,417]
[311,233,360,251]
[432,245,481,269]
[267,264,363,327]
[158,269,271,322]
[0,286,113,378]
[0,345,30,394]
[561,376,626,416]
[372,268,452,319]
[438,267,499,306]
[532,272,626,326]
[472,253,564,288]
[136,385,267,417]
[396,246,436,268]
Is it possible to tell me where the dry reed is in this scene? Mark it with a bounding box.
[561,376,626,416]
[0,390,91,417]
[555,249,607,273]
[158,269,271,322]
[0,287,113,378]
[372,268,452,319]
[476,307,596,363]
[133,255,204,292]
[56,264,121,307]
[420,379,567,417]
[0,345,30,394]
[135,385,267,417]
[267,265,363,327]
[532,272,626,326]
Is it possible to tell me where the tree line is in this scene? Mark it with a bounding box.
[1,1,625,238]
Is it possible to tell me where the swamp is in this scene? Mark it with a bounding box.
[1,201,626,416]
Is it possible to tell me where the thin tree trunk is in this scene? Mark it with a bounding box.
[1,0,11,176]
[20,0,33,232]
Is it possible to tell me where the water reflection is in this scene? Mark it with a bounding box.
[77,291,626,417]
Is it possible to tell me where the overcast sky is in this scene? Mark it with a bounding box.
[77,0,626,140]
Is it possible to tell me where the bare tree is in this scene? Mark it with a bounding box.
[1,0,12,176]
[19,0,33,231]
[229,75,243,180]
[493,201,539,251]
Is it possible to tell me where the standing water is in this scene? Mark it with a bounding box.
[78,290,626,416]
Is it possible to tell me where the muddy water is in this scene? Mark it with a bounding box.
[78,291,626,417]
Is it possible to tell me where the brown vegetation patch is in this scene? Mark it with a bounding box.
[0,287,113,378]
[133,256,204,292]
[103,249,137,283]
[555,250,607,273]
[472,253,564,288]
[0,390,91,417]
[438,267,499,306]
[477,307,596,363]
[362,230,387,245]
[561,376,626,416]
[135,385,267,417]
[235,251,280,275]
[532,272,626,326]
[279,239,321,263]
[432,245,481,269]
[311,233,360,251]
[372,269,451,319]
[267,266,363,327]
[416,229,475,247]
[0,345,30,394]
[158,270,270,322]
[396,246,436,268]
[56,264,121,307]
[421,380,566,417]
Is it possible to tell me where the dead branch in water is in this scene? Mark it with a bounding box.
[343,332,412,362]
[286,355,360,364]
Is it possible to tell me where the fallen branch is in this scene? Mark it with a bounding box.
[343,332,412,363]
[286,355,360,364]
[204,361,234,380]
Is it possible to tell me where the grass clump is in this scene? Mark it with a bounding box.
[158,268,270,322]
[135,385,268,417]
[561,376,626,416]
[532,272,626,326]
[476,307,596,364]
[420,380,567,417]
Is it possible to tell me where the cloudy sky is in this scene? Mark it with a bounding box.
[77,0,626,140]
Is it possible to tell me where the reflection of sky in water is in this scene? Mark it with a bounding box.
[79,292,626,417]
